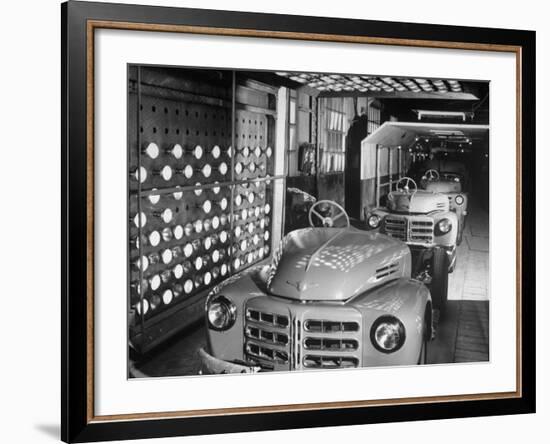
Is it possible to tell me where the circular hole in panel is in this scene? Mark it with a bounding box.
[133,166,148,183]
[149,231,161,247]
[264,231,270,241]
[161,227,172,242]
[194,145,203,159]
[213,182,221,194]
[220,231,228,243]
[266,147,272,157]
[171,144,183,159]
[265,203,271,214]
[173,225,184,240]
[212,250,220,263]
[204,237,212,250]
[162,289,173,305]
[240,240,247,251]
[221,264,228,276]
[234,226,242,237]
[203,200,212,214]
[219,198,228,210]
[204,272,212,286]
[161,208,173,223]
[184,243,193,257]
[233,258,241,270]
[212,216,220,229]
[135,299,149,315]
[173,186,183,200]
[162,249,173,264]
[219,162,228,175]
[184,279,193,294]
[194,183,203,196]
[150,275,161,291]
[248,192,255,204]
[173,264,184,279]
[144,142,159,159]
[195,256,203,271]
[194,220,203,233]
[235,195,242,207]
[161,165,173,181]
[235,162,243,175]
[148,190,160,204]
[184,165,194,179]
[202,164,212,178]
[184,223,194,236]
[212,145,221,159]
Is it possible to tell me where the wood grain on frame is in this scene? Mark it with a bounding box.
[86,19,523,423]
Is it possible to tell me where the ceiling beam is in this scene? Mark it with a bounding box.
[317,90,479,100]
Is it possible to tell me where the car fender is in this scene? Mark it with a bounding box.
[350,278,431,366]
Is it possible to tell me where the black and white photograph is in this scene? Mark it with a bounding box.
[127,66,490,377]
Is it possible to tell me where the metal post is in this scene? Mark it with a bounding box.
[375,144,380,207]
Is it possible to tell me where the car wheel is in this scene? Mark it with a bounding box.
[430,247,449,319]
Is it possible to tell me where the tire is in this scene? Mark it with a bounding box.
[430,247,449,319]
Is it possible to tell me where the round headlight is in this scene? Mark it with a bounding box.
[436,218,452,235]
[206,295,237,331]
[455,194,464,205]
[370,316,406,353]
[368,214,381,229]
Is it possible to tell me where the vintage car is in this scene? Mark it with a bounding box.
[420,169,468,245]
[199,200,434,374]
[365,177,458,317]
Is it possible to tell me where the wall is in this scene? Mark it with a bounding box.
[0,1,547,444]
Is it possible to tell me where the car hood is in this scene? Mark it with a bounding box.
[387,190,449,213]
[267,227,410,301]
[425,181,462,194]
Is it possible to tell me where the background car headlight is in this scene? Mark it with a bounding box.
[455,194,465,205]
[435,218,452,235]
[368,214,381,228]
[206,295,237,331]
[370,315,406,353]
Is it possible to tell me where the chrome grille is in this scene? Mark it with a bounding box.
[304,320,360,333]
[304,337,358,351]
[245,307,290,367]
[384,216,407,241]
[301,318,361,369]
[384,215,434,245]
[303,355,359,369]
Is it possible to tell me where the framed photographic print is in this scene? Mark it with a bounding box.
[61,1,536,442]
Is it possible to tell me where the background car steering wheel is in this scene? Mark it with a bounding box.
[308,200,350,228]
[424,169,440,181]
[396,177,418,193]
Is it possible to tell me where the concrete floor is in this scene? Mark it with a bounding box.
[134,202,489,377]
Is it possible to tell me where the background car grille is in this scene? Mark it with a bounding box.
[384,215,434,244]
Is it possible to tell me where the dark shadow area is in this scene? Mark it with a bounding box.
[34,424,59,440]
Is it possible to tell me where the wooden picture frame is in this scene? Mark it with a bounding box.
[62,1,535,442]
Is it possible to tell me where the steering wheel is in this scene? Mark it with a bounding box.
[424,169,440,182]
[308,200,350,228]
[396,177,418,194]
